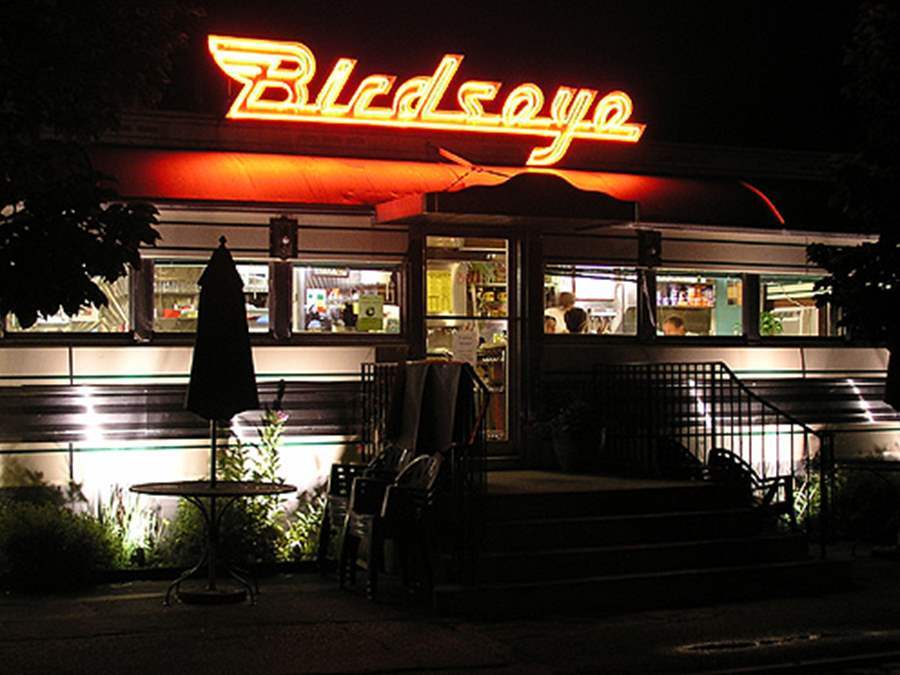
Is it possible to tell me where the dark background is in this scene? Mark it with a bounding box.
[166,0,860,152]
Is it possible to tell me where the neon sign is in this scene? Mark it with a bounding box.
[208,35,645,166]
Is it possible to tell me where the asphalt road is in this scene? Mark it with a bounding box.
[2,546,900,674]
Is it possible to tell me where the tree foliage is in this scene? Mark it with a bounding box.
[0,1,201,328]
[807,1,900,407]
[826,0,900,236]
[808,238,900,344]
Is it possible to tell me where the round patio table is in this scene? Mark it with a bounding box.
[131,480,296,606]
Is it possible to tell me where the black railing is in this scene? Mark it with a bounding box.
[360,362,400,462]
[593,362,832,550]
[542,361,834,553]
[359,361,489,583]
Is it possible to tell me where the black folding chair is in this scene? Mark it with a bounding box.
[707,447,796,529]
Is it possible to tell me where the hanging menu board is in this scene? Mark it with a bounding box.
[426,269,453,314]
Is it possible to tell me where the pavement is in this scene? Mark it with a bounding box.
[3,545,900,674]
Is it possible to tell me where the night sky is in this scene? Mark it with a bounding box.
[170,1,860,153]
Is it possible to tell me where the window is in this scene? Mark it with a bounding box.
[656,271,743,336]
[5,276,130,333]
[543,265,638,334]
[293,264,401,333]
[760,275,839,337]
[153,262,270,333]
[426,236,508,441]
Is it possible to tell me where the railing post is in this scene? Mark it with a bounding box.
[709,364,718,458]
[819,431,832,559]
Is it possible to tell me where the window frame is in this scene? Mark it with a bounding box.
[2,273,134,339]
[291,259,406,338]
[757,273,841,340]
[149,258,273,336]
[542,262,641,337]
[653,267,746,339]
[540,261,853,346]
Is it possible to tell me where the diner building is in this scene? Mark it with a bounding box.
[0,35,896,504]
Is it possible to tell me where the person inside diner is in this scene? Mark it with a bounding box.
[546,291,576,333]
[662,315,686,335]
[544,315,558,333]
[564,306,589,333]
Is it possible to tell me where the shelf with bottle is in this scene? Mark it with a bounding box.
[657,303,714,310]
[656,280,716,309]
[472,279,507,312]
[156,282,200,295]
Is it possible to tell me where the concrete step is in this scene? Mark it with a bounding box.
[471,534,808,583]
[433,557,853,617]
[483,508,764,551]
[485,482,743,520]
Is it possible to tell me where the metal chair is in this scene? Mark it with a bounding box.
[707,447,796,529]
[338,453,444,599]
[316,445,412,573]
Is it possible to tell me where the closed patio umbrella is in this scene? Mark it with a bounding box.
[185,236,259,485]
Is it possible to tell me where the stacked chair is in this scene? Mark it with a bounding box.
[340,452,444,598]
[316,359,432,572]
[315,445,411,573]
[319,360,485,600]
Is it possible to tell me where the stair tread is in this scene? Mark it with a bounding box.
[487,507,757,527]
[476,534,806,559]
[435,558,843,593]
[486,484,727,497]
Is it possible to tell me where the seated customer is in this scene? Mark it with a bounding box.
[564,306,589,333]
[662,315,686,335]
[546,291,576,333]
[544,315,558,334]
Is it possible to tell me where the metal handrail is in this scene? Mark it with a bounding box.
[584,361,833,556]
[716,361,824,437]
[715,360,833,556]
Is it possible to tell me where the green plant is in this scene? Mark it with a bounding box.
[759,310,784,336]
[548,400,595,438]
[95,485,165,568]
[832,470,900,544]
[0,459,86,508]
[156,382,293,568]
[0,499,117,592]
[280,486,328,562]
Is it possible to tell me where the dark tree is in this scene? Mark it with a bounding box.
[0,1,201,328]
[808,0,900,408]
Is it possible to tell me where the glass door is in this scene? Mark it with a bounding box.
[425,235,511,445]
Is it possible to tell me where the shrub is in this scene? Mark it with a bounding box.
[835,470,900,544]
[95,485,165,568]
[281,486,327,562]
[0,459,85,508]
[0,499,117,592]
[801,466,900,545]
[548,399,595,438]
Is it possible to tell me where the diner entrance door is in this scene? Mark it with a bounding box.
[423,233,520,460]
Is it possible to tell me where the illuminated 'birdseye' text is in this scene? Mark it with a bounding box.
[209,35,646,166]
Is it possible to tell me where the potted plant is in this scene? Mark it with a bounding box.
[759,310,784,336]
[548,399,603,473]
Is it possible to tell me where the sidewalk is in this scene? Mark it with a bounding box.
[2,546,900,674]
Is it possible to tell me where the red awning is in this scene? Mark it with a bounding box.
[91,147,785,229]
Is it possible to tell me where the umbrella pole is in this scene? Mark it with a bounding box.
[209,419,218,591]
[210,419,217,487]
